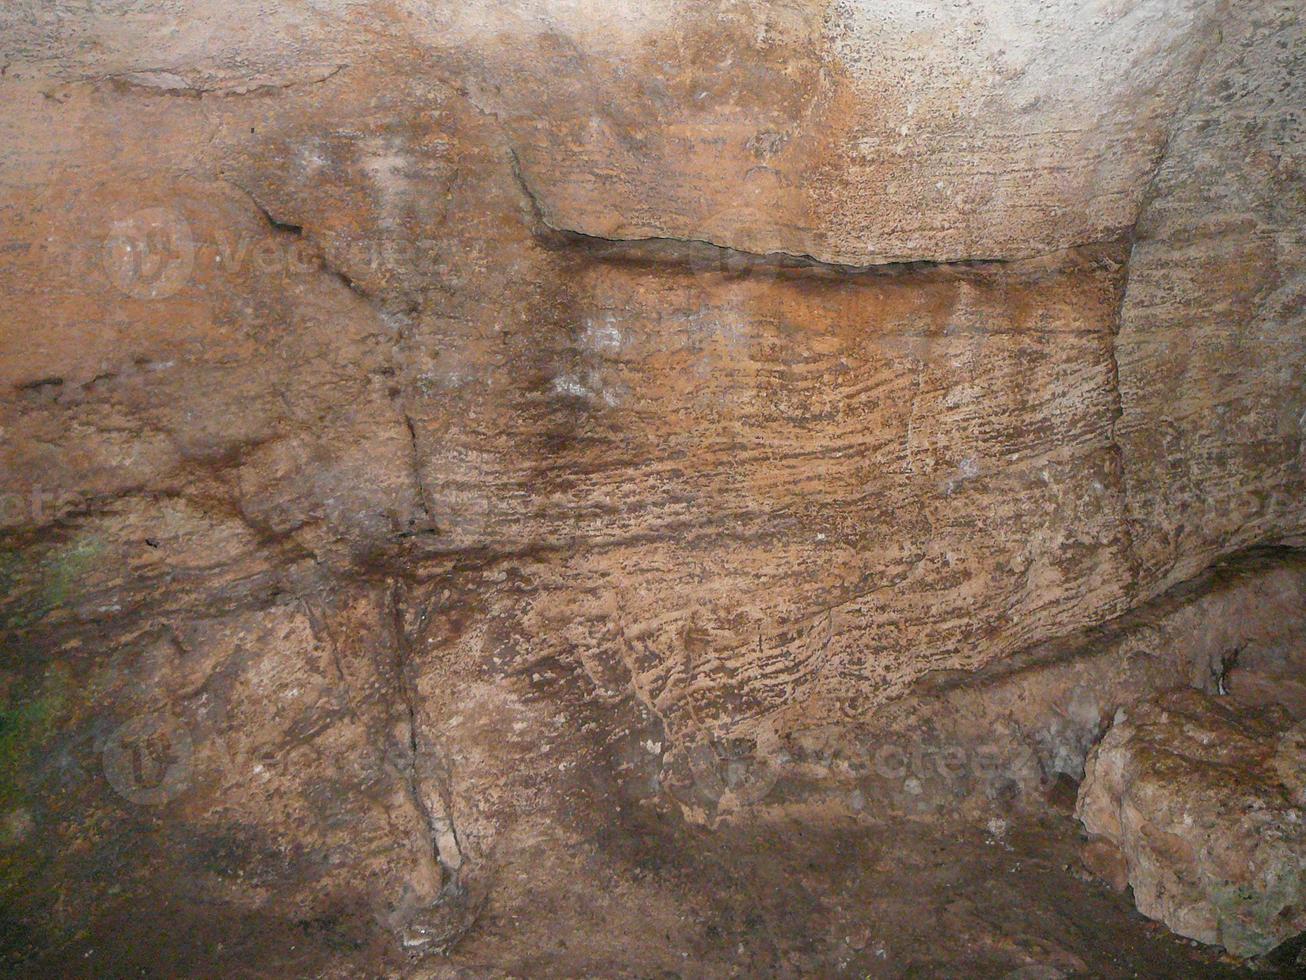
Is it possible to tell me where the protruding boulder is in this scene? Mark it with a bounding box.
[1076,687,1306,957]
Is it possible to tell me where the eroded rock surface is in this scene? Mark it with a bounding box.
[742,549,1306,825]
[1117,0,1306,597]
[0,0,1302,971]
[1077,688,1306,957]
[405,0,1224,264]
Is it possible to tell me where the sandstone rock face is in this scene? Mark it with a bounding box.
[749,550,1306,825]
[0,0,1302,969]
[1077,688,1306,957]
[1227,644,1306,721]
[1116,0,1306,597]
[403,0,1224,264]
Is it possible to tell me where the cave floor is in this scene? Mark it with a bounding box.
[11,808,1303,978]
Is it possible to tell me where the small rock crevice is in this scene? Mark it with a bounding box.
[507,145,1117,275]
[46,63,348,100]
[386,584,464,880]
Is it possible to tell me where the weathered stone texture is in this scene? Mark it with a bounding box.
[1077,688,1306,957]
[0,0,1302,967]
[1117,0,1306,595]
[398,0,1224,264]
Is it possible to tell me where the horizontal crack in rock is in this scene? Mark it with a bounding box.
[47,64,348,100]
[507,147,1123,275]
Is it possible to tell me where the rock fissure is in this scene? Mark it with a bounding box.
[386,583,463,880]
[222,177,374,299]
[508,145,1127,276]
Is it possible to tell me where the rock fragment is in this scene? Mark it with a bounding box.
[1076,688,1306,957]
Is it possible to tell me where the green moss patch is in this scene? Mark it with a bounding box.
[0,537,102,632]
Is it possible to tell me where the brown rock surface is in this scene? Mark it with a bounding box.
[1076,688,1306,957]
[0,0,1302,971]
[1227,654,1306,721]
[1116,0,1306,597]
[741,549,1306,826]
[1081,834,1130,893]
[398,0,1224,265]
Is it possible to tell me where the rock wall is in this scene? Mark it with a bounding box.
[1117,0,1306,592]
[750,548,1306,825]
[0,0,1302,965]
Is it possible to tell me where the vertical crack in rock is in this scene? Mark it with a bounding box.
[387,582,463,879]
[384,582,487,955]
[399,409,436,526]
[506,144,556,240]
[378,301,438,540]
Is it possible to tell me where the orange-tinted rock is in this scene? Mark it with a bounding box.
[0,0,1302,968]
[1077,688,1306,956]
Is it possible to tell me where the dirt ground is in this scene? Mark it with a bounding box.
[7,806,1303,978]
